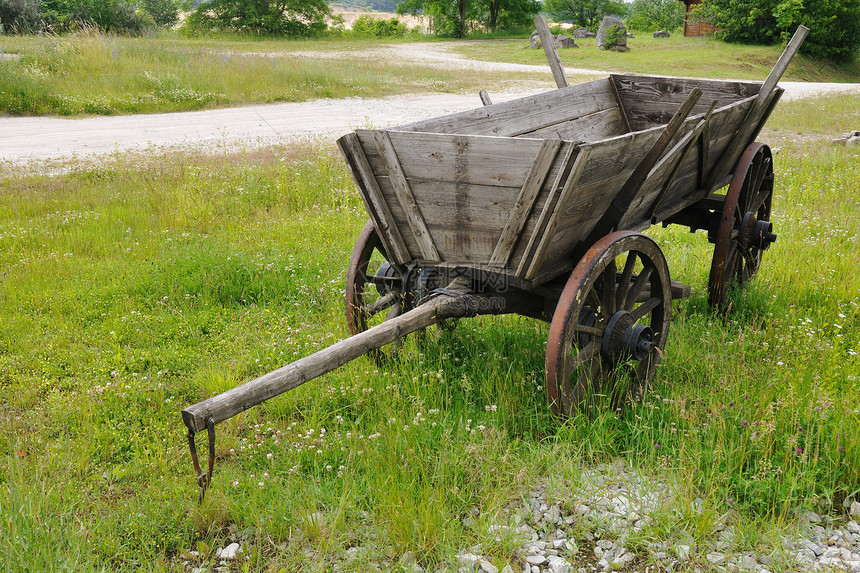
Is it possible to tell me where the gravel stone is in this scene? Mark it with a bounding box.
[220,542,241,560]
[852,502,860,517]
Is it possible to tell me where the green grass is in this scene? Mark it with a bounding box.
[1,30,858,117]
[452,34,860,82]
[0,96,859,571]
[0,31,538,116]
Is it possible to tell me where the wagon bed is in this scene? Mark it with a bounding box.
[338,74,777,287]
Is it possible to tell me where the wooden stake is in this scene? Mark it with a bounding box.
[534,16,568,88]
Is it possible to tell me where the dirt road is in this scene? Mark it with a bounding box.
[2,42,858,167]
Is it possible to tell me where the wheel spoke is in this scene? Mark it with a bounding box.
[568,341,599,371]
[748,187,771,216]
[624,264,654,309]
[601,260,617,315]
[575,324,604,337]
[631,296,661,321]
[366,291,398,316]
[616,251,638,311]
[586,288,605,319]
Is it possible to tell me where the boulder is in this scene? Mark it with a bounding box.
[572,27,596,39]
[555,34,578,49]
[597,17,630,51]
[653,30,670,38]
[528,30,578,49]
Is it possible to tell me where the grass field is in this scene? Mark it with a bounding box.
[1,90,858,571]
[0,32,539,116]
[0,31,858,117]
[453,34,860,83]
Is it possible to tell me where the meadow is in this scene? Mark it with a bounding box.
[1,30,858,117]
[1,85,858,571]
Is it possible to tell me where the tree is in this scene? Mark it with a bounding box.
[397,0,538,37]
[626,0,683,32]
[142,0,178,27]
[698,0,860,61]
[543,0,628,30]
[185,0,329,35]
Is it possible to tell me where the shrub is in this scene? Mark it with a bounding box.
[0,0,43,33]
[350,14,407,38]
[626,0,683,32]
[699,0,860,62]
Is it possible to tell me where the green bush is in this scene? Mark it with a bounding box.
[350,14,407,38]
[184,0,329,36]
[699,0,860,62]
[0,0,43,33]
[626,0,683,32]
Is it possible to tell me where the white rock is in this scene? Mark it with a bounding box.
[547,555,571,573]
[706,553,726,564]
[525,554,547,565]
[803,511,822,523]
[851,502,860,517]
[501,567,514,573]
[221,542,241,560]
[478,559,498,573]
[676,545,691,561]
[848,521,860,534]
[458,553,480,570]
[822,548,839,559]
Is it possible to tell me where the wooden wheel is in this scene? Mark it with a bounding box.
[545,231,672,416]
[708,143,777,308]
[346,221,409,340]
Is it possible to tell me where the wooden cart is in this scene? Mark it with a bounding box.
[181,26,808,500]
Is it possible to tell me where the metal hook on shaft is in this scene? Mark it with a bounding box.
[187,416,216,504]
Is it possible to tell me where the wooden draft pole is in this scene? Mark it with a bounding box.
[534,16,569,88]
[706,25,809,189]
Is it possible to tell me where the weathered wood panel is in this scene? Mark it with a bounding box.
[518,107,628,141]
[613,74,760,131]
[490,139,563,267]
[357,130,545,188]
[370,130,441,262]
[337,133,412,264]
[395,80,620,138]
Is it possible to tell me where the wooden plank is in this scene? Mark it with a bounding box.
[586,87,702,240]
[524,147,593,280]
[489,139,563,267]
[515,143,577,277]
[336,134,411,264]
[535,15,569,88]
[612,75,760,131]
[612,94,754,230]
[371,130,441,262]
[479,90,492,106]
[645,101,716,223]
[707,25,808,187]
[609,75,633,133]
[518,107,628,141]
[358,130,546,188]
[396,79,618,137]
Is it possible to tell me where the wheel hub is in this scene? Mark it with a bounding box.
[602,310,655,361]
[740,211,777,251]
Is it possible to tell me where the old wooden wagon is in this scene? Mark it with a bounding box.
[181,25,808,499]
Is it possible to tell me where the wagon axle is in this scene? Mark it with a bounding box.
[740,212,777,251]
[602,310,655,362]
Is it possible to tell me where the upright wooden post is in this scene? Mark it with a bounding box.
[706,25,809,189]
[534,16,569,89]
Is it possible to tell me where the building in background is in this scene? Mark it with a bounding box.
[678,0,714,37]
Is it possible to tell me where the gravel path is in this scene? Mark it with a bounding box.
[1,42,858,167]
